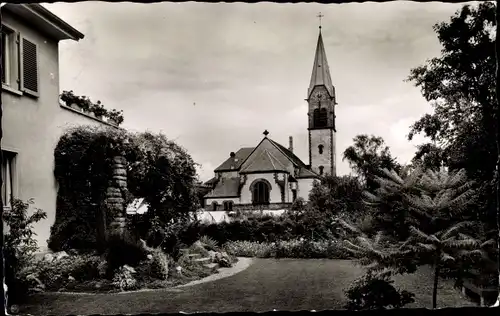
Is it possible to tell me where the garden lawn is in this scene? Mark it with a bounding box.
[19,259,474,314]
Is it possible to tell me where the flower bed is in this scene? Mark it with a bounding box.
[22,238,237,294]
[223,239,352,259]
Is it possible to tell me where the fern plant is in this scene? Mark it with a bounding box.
[341,226,417,275]
[346,167,488,309]
[361,166,426,239]
[198,235,219,251]
[400,222,487,309]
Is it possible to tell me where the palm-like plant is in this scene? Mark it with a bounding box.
[362,166,425,205]
[361,166,426,240]
[400,222,486,309]
[397,168,486,308]
[348,167,488,309]
[339,218,417,275]
[198,235,219,251]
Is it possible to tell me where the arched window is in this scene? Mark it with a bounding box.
[319,166,324,176]
[318,108,328,127]
[212,201,218,212]
[223,201,234,211]
[252,180,270,205]
[318,145,324,154]
[313,109,320,127]
[313,108,328,128]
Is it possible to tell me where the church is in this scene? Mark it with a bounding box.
[203,27,337,213]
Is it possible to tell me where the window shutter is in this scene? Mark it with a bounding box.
[20,35,39,97]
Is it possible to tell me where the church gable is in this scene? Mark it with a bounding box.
[239,138,294,174]
[214,147,254,172]
[240,148,287,173]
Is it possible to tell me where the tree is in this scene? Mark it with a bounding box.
[343,135,401,191]
[308,175,365,217]
[127,132,199,252]
[406,2,497,223]
[346,167,490,309]
[401,223,486,309]
[361,167,424,240]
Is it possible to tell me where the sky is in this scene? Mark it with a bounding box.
[44,1,477,182]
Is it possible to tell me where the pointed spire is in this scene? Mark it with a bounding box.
[308,29,334,99]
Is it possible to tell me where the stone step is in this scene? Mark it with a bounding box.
[194,257,211,263]
[204,262,218,269]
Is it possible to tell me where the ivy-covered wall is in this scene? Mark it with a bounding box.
[49,126,135,251]
[49,126,200,253]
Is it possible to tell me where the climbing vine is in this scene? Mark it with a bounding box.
[49,125,137,251]
[49,126,200,253]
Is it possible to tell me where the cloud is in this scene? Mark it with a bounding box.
[43,1,474,181]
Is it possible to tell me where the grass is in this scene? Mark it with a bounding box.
[18,259,474,314]
[391,265,476,309]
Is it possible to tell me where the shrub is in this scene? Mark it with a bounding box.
[213,252,233,268]
[357,214,376,236]
[149,248,170,280]
[173,250,212,281]
[224,239,351,259]
[35,254,102,290]
[105,232,147,273]
[176,215,310,246]
[3,199,47,304]
[97,259,108,278]
[112,265,137,291]
[198,235,219,251]
[224,241,276,258]
[344,271,415,310]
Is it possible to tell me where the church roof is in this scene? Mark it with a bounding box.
[296,167,318,179]
[308,30,334,99]
[204,135,319,199]
[268,139,308,169]
[204,177,218,186]
[239,148,288,173]
[205,177,240,198]
[214,147,254,172]
[212,135,319,176]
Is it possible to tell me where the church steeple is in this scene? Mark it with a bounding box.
[306,21,337,177]
[307,29,334,99]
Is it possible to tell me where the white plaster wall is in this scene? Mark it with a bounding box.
[262,210,286,217]
[2,12,111,251]
[220,171,238,179]
[297,178,315,201]
[205,197,240,210]
[197,211,231,224]
[240,173,284,204]
[287,185,298,203]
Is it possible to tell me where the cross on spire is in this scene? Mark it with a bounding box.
[317,12,324,29]
[263,130,269,137]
